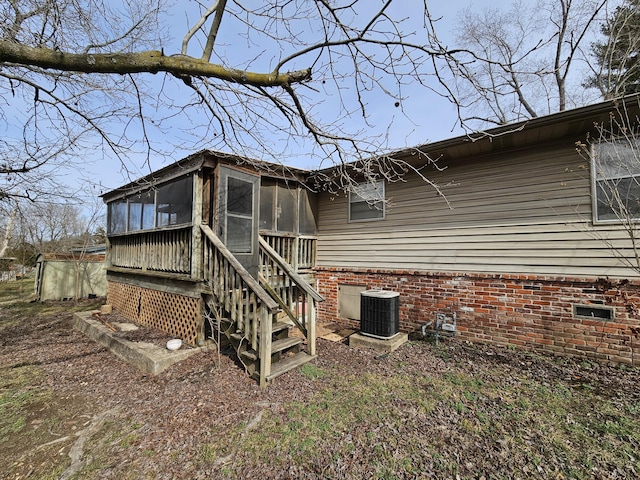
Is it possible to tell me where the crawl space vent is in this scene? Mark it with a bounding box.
[573,304,614,321]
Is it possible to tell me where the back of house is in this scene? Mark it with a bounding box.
[100,96,640,381]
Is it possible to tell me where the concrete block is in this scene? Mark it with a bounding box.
[73,311,215,375]
[349,331,408,353]
[100,304,113,315]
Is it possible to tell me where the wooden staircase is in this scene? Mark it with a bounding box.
[203,299,316,383]
[200,225,323,387]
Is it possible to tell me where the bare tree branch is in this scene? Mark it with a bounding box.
[201,0,227,62]
[0,40,312,86]
[439,0,606,131]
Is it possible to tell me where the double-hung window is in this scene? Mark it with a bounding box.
[593,138,640,222]
[349,180,385,221]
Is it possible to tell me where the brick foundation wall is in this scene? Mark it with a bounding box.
[316,267,640,365]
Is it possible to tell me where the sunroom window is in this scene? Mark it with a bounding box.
[156,176,193,227]
[109,201,127,234]
[107,175,193,234]
[349,180,385,221]
[259,180,317,234]
[128,191,155,231]
[593,138,640,222]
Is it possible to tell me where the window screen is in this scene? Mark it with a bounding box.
[128,201,143,232]
[259,182,275,231]
[349,180,385,221]
[109,201,127,234]
[593,139,640,221]
[277,184,297,232]
[299,189,317,234]
[226,176,253,253]
[127,192,155,231]
[156,176,193,227]
[107,175,193,234]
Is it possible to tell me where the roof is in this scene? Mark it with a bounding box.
[69,244,106,254]
[36,253,106,262]
[101,150,312,202]
[390,94,640,165]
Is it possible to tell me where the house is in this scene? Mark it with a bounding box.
[313,96,640,366]
[102,96,640,383]
[34,252,106,301]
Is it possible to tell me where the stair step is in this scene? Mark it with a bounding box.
[266,352,316,381]
[229,332,244,342]
[272,321,292,334]
[230,323,293,343]
[271,336,302,353]
[238,337,302,361]
[240,349,258,361]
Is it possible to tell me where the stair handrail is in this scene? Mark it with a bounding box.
[258,236,325,303]
[201,224,279,313]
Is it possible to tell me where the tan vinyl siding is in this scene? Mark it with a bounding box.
[316,141,640,278]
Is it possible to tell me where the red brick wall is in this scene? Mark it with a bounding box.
[316,267,640,365]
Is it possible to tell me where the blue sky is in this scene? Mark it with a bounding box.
[6,1,515,203]
[5,0,615,214]
[87,1,486,188]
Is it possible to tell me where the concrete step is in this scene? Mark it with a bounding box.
[72,311,215,375]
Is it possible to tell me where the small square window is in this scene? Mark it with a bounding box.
[592,138,640,222]
[349,180,385,221]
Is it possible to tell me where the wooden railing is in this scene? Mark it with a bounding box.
[260,233,317,271]
[108,225,192,275]
[259,236,324,356]
[201,225,280,387]
[297,236,317,270]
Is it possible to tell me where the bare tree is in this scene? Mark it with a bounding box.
[17,202,89,253]
[0,0,461,201]
[440,0,608,130]
[0,199,18,258]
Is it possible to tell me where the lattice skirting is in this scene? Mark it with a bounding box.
[107,281,202,345]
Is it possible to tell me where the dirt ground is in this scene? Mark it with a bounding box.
[1,299,639,479]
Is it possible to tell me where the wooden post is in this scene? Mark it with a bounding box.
[191,172,204,280]
[259,307,272,389]
[292,236,299,272]
[308,296,316,357]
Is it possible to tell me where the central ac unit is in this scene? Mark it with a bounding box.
[360,289,400,339]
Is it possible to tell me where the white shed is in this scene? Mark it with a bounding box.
[34,253,106,301]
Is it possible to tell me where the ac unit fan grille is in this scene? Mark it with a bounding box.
[360,290,399,339]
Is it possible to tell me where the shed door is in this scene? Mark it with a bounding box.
[216,166,260,278]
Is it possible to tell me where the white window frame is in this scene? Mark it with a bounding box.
[349,180,385,222]
[592,137,640,224]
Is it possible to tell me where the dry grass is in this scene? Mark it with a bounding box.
[1,279,639,479]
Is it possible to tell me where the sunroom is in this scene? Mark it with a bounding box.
[102,150,323,386]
